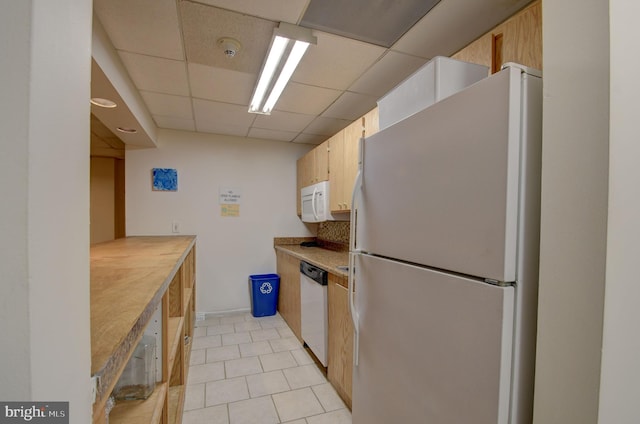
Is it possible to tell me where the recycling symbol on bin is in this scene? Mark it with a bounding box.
[259,282,273,295]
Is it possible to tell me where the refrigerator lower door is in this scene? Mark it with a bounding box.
[352,254,514,424]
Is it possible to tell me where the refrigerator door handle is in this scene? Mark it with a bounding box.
[348,251,360,366]
[350,136,364,253]
[349,136,364,367]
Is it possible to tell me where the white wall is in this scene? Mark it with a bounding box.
[597,1,640,422]
[126,129,314,313]
[0,0,93,422]
[534,0,610,422]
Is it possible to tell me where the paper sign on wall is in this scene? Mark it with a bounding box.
[221,204,240,217]
[219,187,241,217]
[219,188,242,204]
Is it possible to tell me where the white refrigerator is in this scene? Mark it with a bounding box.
[349,64,542,424]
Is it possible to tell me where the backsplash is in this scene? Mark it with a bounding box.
[318,221,350,246]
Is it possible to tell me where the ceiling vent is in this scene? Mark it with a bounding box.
[300,0,442,47]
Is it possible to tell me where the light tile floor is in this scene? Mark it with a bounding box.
[183,312,352,424]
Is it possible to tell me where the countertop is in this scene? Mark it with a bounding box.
[274,238,349,279]
[90,235,196,402]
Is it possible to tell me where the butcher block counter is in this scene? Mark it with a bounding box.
[90,235,196,424]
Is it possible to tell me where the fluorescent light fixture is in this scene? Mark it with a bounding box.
[249,23,316,115]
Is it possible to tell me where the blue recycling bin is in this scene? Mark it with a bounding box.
[249,274,280,317]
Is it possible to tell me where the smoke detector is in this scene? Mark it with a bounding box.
[217,37,242,58]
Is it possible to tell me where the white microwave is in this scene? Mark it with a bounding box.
[301,181,348,223]
[301,181,330,223]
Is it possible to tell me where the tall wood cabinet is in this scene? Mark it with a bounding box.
[452,0,542,72]
[276,250,303,342]
[91,236,196,424]
[327,274,354,408]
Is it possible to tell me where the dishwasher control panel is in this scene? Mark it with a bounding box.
[300,261,328,285]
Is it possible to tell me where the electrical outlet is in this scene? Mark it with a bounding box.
[91,375,99,404]
[172,221,180,233]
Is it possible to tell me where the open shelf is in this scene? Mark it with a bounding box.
[183,288,192,316]
[167,386,185,424]
[168,316,184,368]
[109,382,167,424]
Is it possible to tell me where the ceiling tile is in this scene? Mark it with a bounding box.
[253,110,315,133]
[304,116,351,136]
[192,0,310,23]
[94,0,184,60]
[292,31,386,90]
[348,51,428,97]
[274,82,342,115]
[292,133,326,145]
[195,121,250,138]
[188,63,256,105]
[193,98,256,128]
[321,92,378,121]
[119,52,189,96]
[248,128,298,142]
[180,1,275,73]
[153,115,196,132]
[140,91,193,120]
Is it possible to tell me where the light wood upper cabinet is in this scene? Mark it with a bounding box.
[452,0,542,72]
[298,141,329,188]
[327,274,354,408]
[295,107,378,216]
[296,140,329,215]
[329,111,378,214]
[330,119,364,213]
[315,140,329,183]
[328,130,346,212]
[363,107,379,138]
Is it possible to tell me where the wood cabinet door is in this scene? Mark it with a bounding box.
[363,107,379,138]
[276,251,302,341]
[315,140,329,183]
[329,131,345,212]
[327,275,354,408]
[298,150,315,188]
[296,157,304,216]
[452,0,541,72]
[341,119,363,212]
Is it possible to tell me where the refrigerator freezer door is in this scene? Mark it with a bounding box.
[352,254,514,424]
[358,67,525,282]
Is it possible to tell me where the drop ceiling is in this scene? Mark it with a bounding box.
[92,0,534,146]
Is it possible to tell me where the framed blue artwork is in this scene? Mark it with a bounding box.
[152,168,178,191]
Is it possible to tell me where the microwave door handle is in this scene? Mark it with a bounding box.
[311,187,319,221]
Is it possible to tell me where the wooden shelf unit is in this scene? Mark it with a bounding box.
[91,236,196,424]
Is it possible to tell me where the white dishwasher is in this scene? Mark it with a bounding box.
[300,261,328,366]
